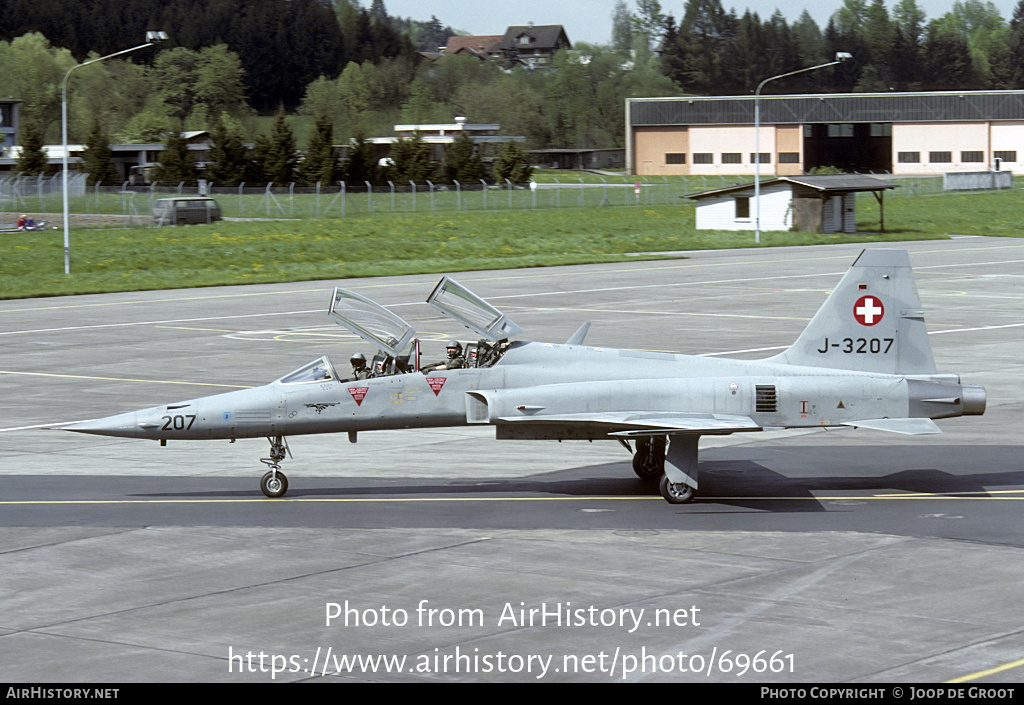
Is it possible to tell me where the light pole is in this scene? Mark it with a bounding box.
[61,31,168,275]
[754,52,852,244]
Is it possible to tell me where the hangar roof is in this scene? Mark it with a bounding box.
[630,90,1024,127]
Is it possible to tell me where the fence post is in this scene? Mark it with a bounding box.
[480,179,487,210]
[289,182,295,216]
[238,182,245,217]
[506,179,513,209]
[388,181,395,211]
[410,181,416,212]
[454,180,461,210]
[364,181,372,213]
[427,180,435,211]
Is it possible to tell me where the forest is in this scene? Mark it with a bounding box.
[3,0,1024,174]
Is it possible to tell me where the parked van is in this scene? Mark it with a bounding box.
[153,197,222,225]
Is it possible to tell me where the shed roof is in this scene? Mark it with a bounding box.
[687,174,900,200]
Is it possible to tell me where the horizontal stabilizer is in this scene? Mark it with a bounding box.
[841,418,942,435]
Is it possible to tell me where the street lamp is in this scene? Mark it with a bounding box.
[754,52,852,244]
[61,31,168,275]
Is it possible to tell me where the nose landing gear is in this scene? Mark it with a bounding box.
[259,436,291,498]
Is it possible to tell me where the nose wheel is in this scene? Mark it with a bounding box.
[259,436,291,498]
[260,470,288,498]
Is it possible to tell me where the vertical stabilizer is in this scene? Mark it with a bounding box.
[769,249,936,374]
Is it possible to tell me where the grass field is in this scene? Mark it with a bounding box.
[1,184,1020,299]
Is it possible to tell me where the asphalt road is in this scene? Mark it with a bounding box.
[1,238,1023,683]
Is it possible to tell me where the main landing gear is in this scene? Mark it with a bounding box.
[629,435,699,504]
[259,436,291,498]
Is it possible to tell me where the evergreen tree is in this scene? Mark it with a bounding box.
[492,141,532,184]
[298,114,338,186]
[388,131,434,183]
[341,133,379,185]
[15,120,49,176]
[261,111,300,184]
[205,113,248,185]
[1010,0,1024,86]
[442,132,484,184]
[80,116,118,186]
[155,131,197,185]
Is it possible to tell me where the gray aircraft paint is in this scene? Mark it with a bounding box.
[63,249,986,503]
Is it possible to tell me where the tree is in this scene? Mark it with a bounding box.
[259,111,300,184]
[80,116,118,185]
[340,132,378,185]
[15,120,48,176]
[205,113,248,185]
[492,141,532,184]
[298,113,338,186]
[611,0,636,56]
[388,131,434,183]
[1010,0,1024,86]
[154,131,197,185]
[442,132,484,184]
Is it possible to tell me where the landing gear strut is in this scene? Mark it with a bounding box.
[259,436,290,498]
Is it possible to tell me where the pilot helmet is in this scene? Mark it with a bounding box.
[446,341,463,357]
[350,352,367,368]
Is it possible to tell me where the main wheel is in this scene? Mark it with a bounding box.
[632,450,663,481]
[260,470,288,498]
[660,475,695,504]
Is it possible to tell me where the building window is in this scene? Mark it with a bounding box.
[870,123,892,137]
[665,153,686,164]
[994,150,1017,163]
[735,196,750,219]
[750,152,771,164]
[961,151,984,163]
[827,124,854,138]
[721,152,742,164]
[693,153,713,164]
[929,151,952,163]
[898,152,920,163]
[778,152,799,164]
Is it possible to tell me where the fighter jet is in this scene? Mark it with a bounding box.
[62,249,986,503]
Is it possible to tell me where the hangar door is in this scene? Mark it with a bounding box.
[803,123,892,173]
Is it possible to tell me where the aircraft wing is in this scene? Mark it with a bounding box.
[840,418,942,435]
[493,411,762,436]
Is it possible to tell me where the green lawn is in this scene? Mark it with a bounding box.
[2,186,1019,299]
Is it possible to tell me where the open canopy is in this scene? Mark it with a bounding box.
[328,288,416,357]
[426,276,523,341]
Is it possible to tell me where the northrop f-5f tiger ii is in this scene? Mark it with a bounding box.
[63,249,986,503]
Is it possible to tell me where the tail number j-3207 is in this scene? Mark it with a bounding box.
[818,337,894,354]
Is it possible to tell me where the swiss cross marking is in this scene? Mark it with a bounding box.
[426,377,447,396]
[854,295,884,326]
[347,387,369,406]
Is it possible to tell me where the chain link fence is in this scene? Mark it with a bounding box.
[0,172,1008,230]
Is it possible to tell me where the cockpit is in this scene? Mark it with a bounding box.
[324,276,523,381]
[277,356,338,384]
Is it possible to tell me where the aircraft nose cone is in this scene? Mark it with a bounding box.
[62,411,144,438]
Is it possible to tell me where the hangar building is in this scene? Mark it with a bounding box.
[626,90,1024,176]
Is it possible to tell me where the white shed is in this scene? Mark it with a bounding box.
[686,175,900,233]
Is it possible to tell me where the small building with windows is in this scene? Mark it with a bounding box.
[686,174,900,233]
[627,90,1024,176]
